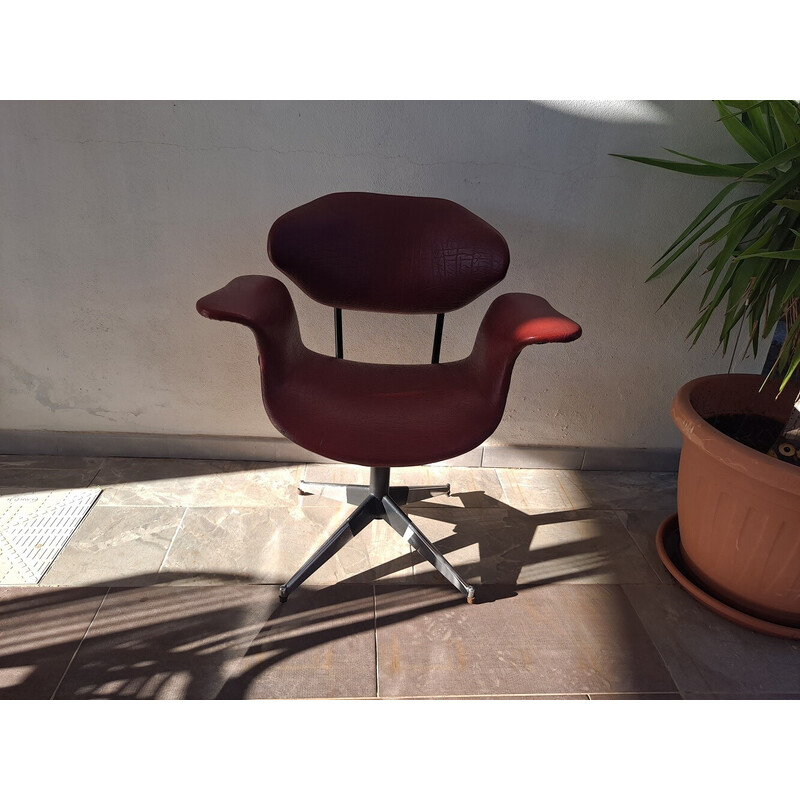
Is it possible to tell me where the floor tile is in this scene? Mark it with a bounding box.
[392,693,589,700]
[560,471,678,512]
[613,509,676,585]
[375,584,677,697]
[494,468,579,511]
[588,692,682,700]
[92,458,302,507]
[680,692,800,700]
[53,584,282,699]
[40,505,185,587]
[217,584,377,699]
[400,505,662,587]
[623,584,800,697]
[162,505,414,584]
[0,586,108,699]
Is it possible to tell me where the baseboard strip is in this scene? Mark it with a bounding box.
[0,430,679,472]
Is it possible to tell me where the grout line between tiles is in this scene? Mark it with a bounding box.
[586,692,681,699]
[618,584,697,696]
[381,693,593,699]
[49,587,111,699]
[553,470,581,511]
[373,586,380,698]
[86,460,106,487]
[157,507,189,573]
[611,508,668,584]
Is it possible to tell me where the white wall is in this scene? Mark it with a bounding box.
[0,100,755,451]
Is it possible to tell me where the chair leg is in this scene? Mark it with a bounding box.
[381,495,475,603]
[279,497,377,602]
[297,480,371,506]
[389,484,450,505]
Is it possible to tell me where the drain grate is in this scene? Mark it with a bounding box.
[0,488,102,584]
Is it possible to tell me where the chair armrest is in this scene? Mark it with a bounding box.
[477,292,582,351]
[197,275,295,332]
[468,292,581,393]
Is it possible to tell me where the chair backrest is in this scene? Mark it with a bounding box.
[267,192,510,314]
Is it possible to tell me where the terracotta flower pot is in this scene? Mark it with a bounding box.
[669,373,800,630]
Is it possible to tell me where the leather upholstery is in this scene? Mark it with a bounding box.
[267,192,510,313]
[197,274,581,467]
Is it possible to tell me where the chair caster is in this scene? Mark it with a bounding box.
[278,588,288,603]
[466,588,475,605]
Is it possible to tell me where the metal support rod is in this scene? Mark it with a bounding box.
[334,307,343,359]
[283,467,473,604]
[369,466,390,500]
[279,495,375,602]
[431,313,445,364]
[382,495,475,602]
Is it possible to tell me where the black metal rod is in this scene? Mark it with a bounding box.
[431,313,445,364]
[334,307,343,359]
[369,466,391,498]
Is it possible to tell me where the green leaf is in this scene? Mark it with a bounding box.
[743,104,774,151]
[778,269,800,309]
[742,141,800,178]
[715,162,800,241]
[716,101,762,118]
[779,338,800,392]
[661,148,751,176]
[698,214,760,308]
[648,187,746,274]
[769,101,800,147]
[775,199,800,212]
[609,153,749,178]
[736,219,779,256]
[648,199,755,286]
[775,316,800,382]
[714,100,773,162]
[766,105,784,152]
[720,260,758,342]
[699,198,771,248]
[657,255,703,307]
[736,249,800,260]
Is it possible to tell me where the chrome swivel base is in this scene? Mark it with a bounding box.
[278,467,475,604]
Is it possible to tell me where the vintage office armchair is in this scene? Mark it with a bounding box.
[197,192,581,603]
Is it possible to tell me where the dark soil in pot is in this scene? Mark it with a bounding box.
[705,413,784,454]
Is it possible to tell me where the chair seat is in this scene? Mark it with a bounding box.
[266,351,501,467]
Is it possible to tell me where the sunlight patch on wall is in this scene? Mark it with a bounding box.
[534,100,671,125]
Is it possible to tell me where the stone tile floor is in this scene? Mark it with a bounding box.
[0,454,798,700]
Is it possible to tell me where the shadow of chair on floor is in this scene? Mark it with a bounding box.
[339,490,623,593]
[0,489,642,699]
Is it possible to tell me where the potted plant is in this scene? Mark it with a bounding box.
[612,101,800,638]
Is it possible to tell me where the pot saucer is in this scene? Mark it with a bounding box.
[656,513,800,640]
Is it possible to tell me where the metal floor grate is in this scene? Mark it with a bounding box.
[0,488,101,584]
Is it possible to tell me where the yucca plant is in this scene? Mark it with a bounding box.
[612,100,800,457]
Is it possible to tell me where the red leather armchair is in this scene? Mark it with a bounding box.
[198,192,581,603]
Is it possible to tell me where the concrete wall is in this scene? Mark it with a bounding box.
[0,101,755,456]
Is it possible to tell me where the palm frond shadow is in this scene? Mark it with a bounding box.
[340,490,613,591]
[0,491,622,699]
